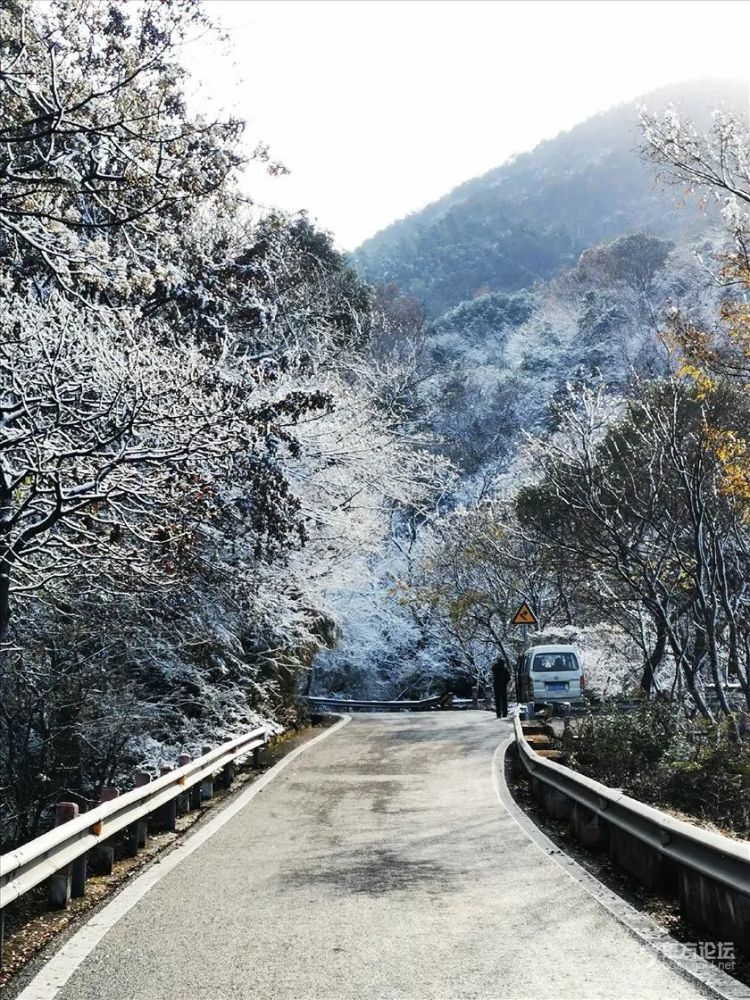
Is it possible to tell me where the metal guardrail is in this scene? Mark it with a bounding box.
[307,694,451,712]
[0,726,268,909]
[513,714,750,895]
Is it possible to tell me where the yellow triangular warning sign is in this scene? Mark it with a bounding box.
[511,602,538,626]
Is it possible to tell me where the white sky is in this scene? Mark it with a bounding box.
[192,0,750,250]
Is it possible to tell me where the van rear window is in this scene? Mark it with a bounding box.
[532,653,578,673]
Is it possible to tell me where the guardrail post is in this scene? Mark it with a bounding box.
[542,786,572,820]
[678,867,750,953]
[252,745,262,769]
[607,825,665,891]
[49,802,79,908]
[189,776,202,811]
[570,802,607,849]
[220,760,235,789]
[176,754,191,814]
[71,847,88,898]
[129,771,151,853]
[159,766,177,831]
[90,787,119,875]
[200,746,214,801]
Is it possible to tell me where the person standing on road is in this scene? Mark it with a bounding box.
[491,656,511,718]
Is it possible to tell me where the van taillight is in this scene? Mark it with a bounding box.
[580,674,586,688]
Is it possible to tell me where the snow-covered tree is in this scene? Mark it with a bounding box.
[0,0,258,297]
[0,1,451,847]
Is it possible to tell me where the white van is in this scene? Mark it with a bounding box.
[516,644,585,705]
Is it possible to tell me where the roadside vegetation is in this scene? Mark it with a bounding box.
[562,704,749,837]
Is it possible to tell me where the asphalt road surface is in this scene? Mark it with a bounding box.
[42,713,711,1000]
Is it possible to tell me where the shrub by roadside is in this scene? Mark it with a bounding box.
[565,703,750,839]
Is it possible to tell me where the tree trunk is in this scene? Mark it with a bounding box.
[640,620,666,695]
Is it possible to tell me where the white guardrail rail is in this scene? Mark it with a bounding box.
[513,714,749,892]
[513,714,750,951]
[0,726,269,910]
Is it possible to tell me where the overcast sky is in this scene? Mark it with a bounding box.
[193,0,750,250]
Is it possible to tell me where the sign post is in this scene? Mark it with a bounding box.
[511,602,538,714]
[511,601,538,650]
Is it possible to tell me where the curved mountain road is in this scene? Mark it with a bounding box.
[24,713,714,1000]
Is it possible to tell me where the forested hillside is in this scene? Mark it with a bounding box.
[320,92,750,836]
[317,80,750,738]
[354,79,746,317]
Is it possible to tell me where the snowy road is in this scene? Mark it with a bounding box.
[25,713,712,1000]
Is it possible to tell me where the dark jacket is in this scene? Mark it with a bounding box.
[491,658,511,686]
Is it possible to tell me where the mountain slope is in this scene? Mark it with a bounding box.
[353,79,748,317]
